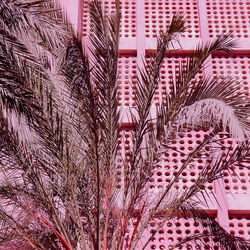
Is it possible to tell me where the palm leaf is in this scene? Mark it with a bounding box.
[0,1,249,249]
[177,76,249,142]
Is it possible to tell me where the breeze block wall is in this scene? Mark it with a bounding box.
[75,0,250,249]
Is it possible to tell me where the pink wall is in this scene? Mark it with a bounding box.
[58,0,80,33]
[62,0,250,248]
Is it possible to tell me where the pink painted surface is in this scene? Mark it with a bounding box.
[62,0,250,248]
[58,0,80,33]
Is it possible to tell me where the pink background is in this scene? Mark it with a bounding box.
[60,0,250,248]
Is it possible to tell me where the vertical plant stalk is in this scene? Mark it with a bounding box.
[132,127,220,249]
[95,139,100,250]
[104,177,112,250]
[25,207,72,250]
[53,229,72,250]
[128,203,146,250]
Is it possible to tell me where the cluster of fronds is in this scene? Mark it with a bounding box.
[0,0,249,249]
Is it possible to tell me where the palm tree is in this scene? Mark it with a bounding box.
[0,0,249,249]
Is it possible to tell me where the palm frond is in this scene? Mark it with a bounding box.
[177,77,249,142]
[157,36,238,136]
[173,206,250,250]
[136,15,186,119]
[0,1,249,249]
[0,0,69,52]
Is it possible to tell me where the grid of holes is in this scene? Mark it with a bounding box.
[115,53,250,246]
[206,0,250,38]
[116,128,134,189]
[82,1,91,37]
[82,1,136,38]
[114,128,249,246]
[211,56,250,193]
[214,134,249,194]
[145,218,220,249]
[117,56,137,107]
[104,0,136,38]
[149,128,215,193]
[151,56,203,106]
[224,166,250,194]
[224,161,250,194]
[117,126,215,193]
[117,55,215,192]
[229,215,250,240]
[211,56,250,98]
[144,0,200,38]
[117,128,133,158]
[224,160,249,194]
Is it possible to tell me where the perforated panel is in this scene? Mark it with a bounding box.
[211,135,249,195]
[211,56,250,98]
[153,56,203,106]
[206,0,250,38]
[117,125,215,193]
[117,55,217,192]
[116,129,130,189]
[79,0,250,247]
[82,0,136,38]
[144,0,200,38]
[145,218,219,250]
[104,0,136,38]
[148,128,215,193]
[211,56,250,192]
[82,1,91,37]
[117,56,137,107]
[224,166,249,194]
[117,128,134,163]
[229,215,250,240]
[210,56,250,194]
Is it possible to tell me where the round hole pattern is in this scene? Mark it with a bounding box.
[144,0,200,38]
[211,56,250,98]
[221,136,250,194]
[224,167,250,195]
[116,128,135,189]
[229,215,250,240]
[148,128,215,193]
[104,0,136,38]
[82,0,136,38]
[117,127,215,194]
[206,0,250,38]
[117,129,134,162]
[117,56,137,107]
[148,56,203,106]
[138,217,219,250]
[80,1,250,246]
[82,1,91,37]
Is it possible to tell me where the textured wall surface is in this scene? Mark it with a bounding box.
[64,0,250,248]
